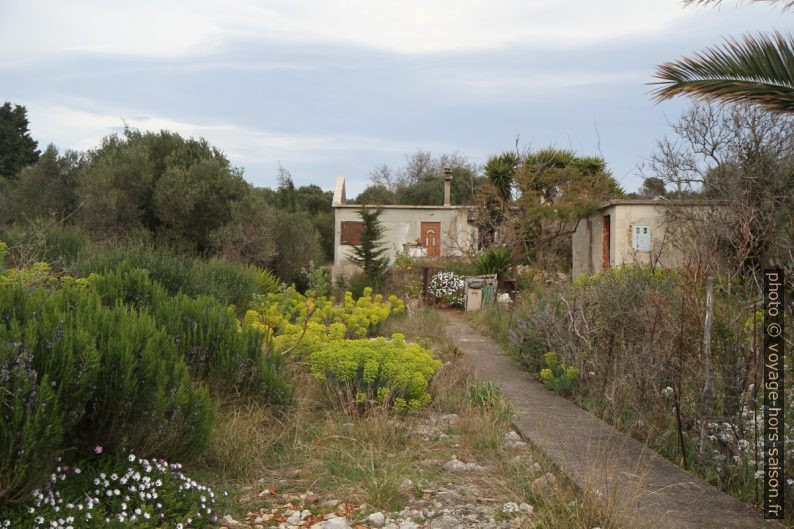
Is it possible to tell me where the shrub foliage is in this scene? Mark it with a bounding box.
[309,333,441,411]
[0,284,215,507]
[0,241,420,510]
[475,264,793,511]
[86,264,292,403]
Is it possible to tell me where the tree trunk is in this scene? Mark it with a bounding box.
[697,276,715,469]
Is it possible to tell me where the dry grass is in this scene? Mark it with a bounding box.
[202,400,284,479]
[380,305,461,360]
[196,307,636,528]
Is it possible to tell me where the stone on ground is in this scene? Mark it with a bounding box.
[443,456,484,472]
[367,511,386,527]
[531,472,557,493]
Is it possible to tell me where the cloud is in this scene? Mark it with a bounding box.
[431,70,649,100]
[24,101,452,176]
[0,1,217,62]
[4,0,782,196]
[215,0,693,53]
[1,0,693,63]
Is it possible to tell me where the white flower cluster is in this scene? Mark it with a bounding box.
[702,402,794,478]
[428,271,465,307]
[1,453,216,529]
[501,502,520,513]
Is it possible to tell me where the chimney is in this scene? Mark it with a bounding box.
[443,167,452,206]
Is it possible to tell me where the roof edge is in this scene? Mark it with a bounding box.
[598,198,726,209]
[334,204,473,210]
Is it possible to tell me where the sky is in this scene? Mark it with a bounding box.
[0,0,786,197]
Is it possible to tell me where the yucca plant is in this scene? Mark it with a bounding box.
[653,1,794,113]
[484,152,520,208]
[474,246,512,279]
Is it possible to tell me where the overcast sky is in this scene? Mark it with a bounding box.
[0,0,785,196]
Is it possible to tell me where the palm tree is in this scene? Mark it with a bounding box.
[653,1,794,114]
[484,152,519,208]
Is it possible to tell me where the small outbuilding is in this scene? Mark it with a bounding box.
[571,199,711,279]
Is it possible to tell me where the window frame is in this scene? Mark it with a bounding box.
[631,224,652,252]
[340,221,364,246]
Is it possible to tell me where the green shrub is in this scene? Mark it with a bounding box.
[474,246,512,279]
[538,351,579,397]
[0,284,215,506]
[155,294,292,404]
[0,224,89,272]
[309,333,441,411]
[345,271,370,300]
[74,245,193,295]
[87,264,292,403]
[187,257,280,308]
[300,261,331,298]
[76,246,281,309]
[0,336,62,506]
[424,257,477,277]
[87,262,166,308]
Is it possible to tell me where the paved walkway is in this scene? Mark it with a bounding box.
[441,311,783,529]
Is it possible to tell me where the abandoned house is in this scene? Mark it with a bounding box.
[332,169,477,280]
[571,198,717,279]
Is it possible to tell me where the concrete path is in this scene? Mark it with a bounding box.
[441,311,783,529]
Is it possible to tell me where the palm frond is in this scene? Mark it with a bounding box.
[485,152,519,204]
[652,32,794,113]
[684,0,794,10]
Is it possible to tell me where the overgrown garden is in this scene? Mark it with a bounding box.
[0,237,430,526]
[468,101,794,516]
[1,86,792,525]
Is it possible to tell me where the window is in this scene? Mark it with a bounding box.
[632,225,651,251]
[340,221,364,245]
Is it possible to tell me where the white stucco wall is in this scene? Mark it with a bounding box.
[333,205,476,279]
[572,214,605,278]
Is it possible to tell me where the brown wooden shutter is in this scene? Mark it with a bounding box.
[340,221,364,245]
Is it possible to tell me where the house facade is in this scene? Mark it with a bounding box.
[571,199,702,279]
[331,174,477,279]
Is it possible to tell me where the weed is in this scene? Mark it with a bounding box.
[465,380,513,421]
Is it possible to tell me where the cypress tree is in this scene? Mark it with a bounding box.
[349,208,390,285]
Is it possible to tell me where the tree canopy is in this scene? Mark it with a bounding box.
[639,177,668,198]
[0,121,331,289]
[356,150,484,206]
[0,102,40,180]
[76,129,248,252]
[1,145,81,224]
[648,102,794,278]
[476,148,623,271]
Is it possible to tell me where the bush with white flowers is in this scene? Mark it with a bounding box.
[427,271,465,308]
[0,453,217,529]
